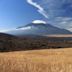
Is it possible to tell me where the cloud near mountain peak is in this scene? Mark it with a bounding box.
[27,0,72,31]
[27,0,48,18]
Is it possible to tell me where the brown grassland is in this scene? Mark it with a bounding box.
[0,48,72,72]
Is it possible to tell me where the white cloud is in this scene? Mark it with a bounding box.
[50,17,72,31]
[17,26,31,30]
[32,20,46,24]
[27,0,72,31]
[27,0,48,18]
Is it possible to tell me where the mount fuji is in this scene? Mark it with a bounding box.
[5,20,72,37]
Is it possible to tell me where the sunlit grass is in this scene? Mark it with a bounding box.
[0,48,72,72]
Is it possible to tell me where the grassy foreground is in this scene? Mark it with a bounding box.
[0,48,72,72]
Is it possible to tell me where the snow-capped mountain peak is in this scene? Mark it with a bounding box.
[32,20,46,24]
[5,20,72,36]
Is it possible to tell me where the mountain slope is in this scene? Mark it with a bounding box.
[5,20,72,37]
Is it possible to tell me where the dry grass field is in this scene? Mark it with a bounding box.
[0,48,72,72]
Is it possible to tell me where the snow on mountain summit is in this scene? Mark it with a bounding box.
[5,20,72,36]
[32,20,46,24]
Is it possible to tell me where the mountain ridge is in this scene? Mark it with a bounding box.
[5,20,72,37]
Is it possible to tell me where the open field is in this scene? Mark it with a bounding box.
[0,48,72,72]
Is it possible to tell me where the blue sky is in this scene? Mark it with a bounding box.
[0,0,72,32]
[0,0,45,31]
[29,0,72,31]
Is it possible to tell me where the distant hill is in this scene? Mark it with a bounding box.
[0,33,17,39]
[5,20,72,37]
[0,32,72,52]
[0,33,18,52]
